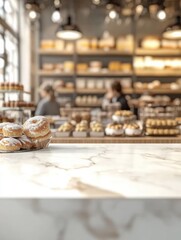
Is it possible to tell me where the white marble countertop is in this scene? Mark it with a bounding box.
[0,144,181,198]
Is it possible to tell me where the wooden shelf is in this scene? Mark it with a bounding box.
[136,69,181,77]
[75,103,101,107]
[0,107,35,111]
[0,90,31,94]
[56,88,75,94]
[39,48,181,57]
[134,88,181,94]
[136,48,181,56]
[77,49,132,56]
[77,71,133,77]
[76,88,133,94]
[39,49,73,56]
[38,70,74,77]
[51,136,181,144]
[38,49,132,56]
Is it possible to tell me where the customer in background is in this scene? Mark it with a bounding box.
[35,83,60,116]
[102,80,130,111]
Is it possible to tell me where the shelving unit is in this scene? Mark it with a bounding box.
[38,43,181,107]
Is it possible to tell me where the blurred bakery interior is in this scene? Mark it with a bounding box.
[0,0,181,143]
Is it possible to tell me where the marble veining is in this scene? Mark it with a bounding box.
[0,144,181,197]
[0,199,181,240]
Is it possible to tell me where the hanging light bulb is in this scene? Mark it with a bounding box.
[51,8,62,23]
[25,1,40,21]
[157,9,166,20]
[109,9,118,19]
[29,10,38,20]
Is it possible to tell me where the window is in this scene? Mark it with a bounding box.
[0,0,19,84]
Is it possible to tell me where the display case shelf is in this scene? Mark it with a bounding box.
[76,88,133,94]
[136,69,181,77]
[0,90,31,94]
[77,49,132,56]
[56,88,75,94]
[136,48,181,56]
[0,107,35,111]
[77,71,133,77]
[38,49,74,56]
[38,70,74,77]
[75,103,101,107]
[134,88,181,94]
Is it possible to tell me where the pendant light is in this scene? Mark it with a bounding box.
[56,16,82,40]
[163,16,181,39]
[56,0,82,41]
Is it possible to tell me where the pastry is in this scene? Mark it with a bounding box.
[3,123,23,138]
[0,137,22,152]
[146,119,177,128]
[18,135,33,150]
[105,123,124,136]
[23,116,50,138]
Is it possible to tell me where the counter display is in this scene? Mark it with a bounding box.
[0,144,181,198]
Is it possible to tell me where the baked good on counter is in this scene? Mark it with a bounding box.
[0,122,9,135]
[112,110,134,123]
[23,116,51,149]
[124,122,142,136]
[146,119,177,128]
[3,123,23,138]
[105,123,124,136]
[0,137,22,152]
[18,135,33,150]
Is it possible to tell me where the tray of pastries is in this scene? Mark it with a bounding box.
[145,118,179,136]
[105,123,124,136]
[56,122,74,137]
[0,116,51,153]
[112,110,135,123]
[90,121,104,137]
[123,122,143,137]
[73,120,89,137]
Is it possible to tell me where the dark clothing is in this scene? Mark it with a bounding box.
[35,99,60,116]
[114,95,130,110]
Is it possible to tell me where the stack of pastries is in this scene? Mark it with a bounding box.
[0,116,51,152]
[112,110,135,123]
[145,118,179,136]
[105,123,124,136]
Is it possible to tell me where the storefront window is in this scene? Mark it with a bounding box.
[0,0,19,83]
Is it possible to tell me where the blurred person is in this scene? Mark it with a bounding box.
[35,83,60,116]
[102,80,130,111]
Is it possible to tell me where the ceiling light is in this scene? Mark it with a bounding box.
[157,9,166,20]
[51,8,62,23]
[109,9,118,19]
[29,10,38,20]
[56,16,82,40]
[163,16,181,39]
[92,0,101,5]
